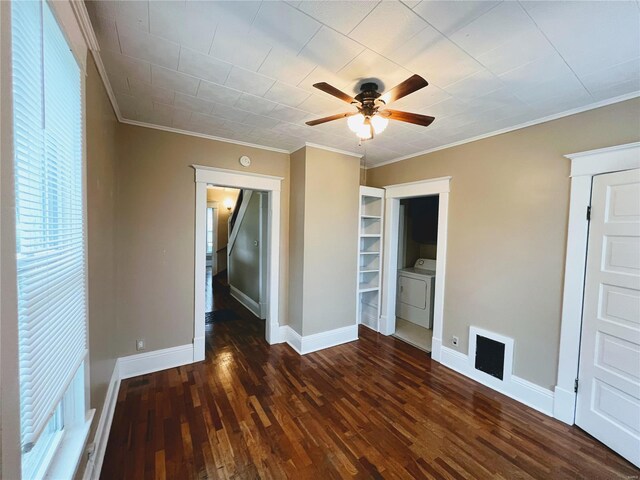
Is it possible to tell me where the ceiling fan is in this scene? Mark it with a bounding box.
[305,74,435,141]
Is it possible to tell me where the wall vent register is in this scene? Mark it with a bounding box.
[474,335,506,380]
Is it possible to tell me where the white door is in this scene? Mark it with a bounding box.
[576,168,640,467]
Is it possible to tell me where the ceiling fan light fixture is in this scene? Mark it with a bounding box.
[356,123,372,140]
[347,113,365,133]
[371,115,388,134]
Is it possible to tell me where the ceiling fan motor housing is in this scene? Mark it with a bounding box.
[355,82,383,117]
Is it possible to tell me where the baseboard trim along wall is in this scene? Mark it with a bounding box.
[279,324,359,355]
[118,344,194,379]
[553,386,577,424]
[82,362,120,480]
[230,285,261,319]
[439,346,555,417]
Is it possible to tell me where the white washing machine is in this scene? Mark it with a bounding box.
[396,258,436,329]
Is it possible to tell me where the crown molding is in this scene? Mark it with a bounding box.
[122,119,290,154]
[367,91,640,169]
[301,142,364,158]
[70,0,100,52]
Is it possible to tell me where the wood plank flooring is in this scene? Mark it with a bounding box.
[101,280,639,479]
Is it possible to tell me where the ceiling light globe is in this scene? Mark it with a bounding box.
[347,113,365,133]
[371,115,389,134]
[356,124,372,140]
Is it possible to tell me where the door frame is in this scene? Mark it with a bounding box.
[192,165,283,362]
[380,176,451,362]
[555,141,640,424]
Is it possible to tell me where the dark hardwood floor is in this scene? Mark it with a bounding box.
[101,278,639,479]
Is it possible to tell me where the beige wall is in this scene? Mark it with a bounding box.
[367,98,640,389]
[115,124,290,356]
[228,191,263,303]
[289,146,360,336]
[288,148,306,334]
[85,54,119,445]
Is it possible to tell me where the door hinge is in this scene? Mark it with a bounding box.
[574,378,579,393]
[586,206,591,221]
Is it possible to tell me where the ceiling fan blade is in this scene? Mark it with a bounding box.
[379,74,429,105]
[380,109,435,127]
[312,82,357,104]
[305,112,356,126]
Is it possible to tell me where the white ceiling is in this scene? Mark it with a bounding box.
[87,0,640,166]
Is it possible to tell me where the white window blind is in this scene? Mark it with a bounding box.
[12,0,86,452]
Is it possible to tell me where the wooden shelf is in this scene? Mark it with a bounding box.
[360,214,381,219]
[359,234,381,238]
[360,251,380,255]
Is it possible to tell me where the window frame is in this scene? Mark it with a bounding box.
[1,1,94,478]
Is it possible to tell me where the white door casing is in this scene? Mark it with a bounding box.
[576,168,640,467]
[381,176,450,362]
[192,166,283,361]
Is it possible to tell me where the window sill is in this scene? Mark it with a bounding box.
[45,409,95,480]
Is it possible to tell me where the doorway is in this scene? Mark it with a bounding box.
[192,166,283,362]
[204,186,240,314]
[393,196,439,352]
[381,176,450,362]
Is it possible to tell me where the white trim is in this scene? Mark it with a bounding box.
[440,346,555,417]
[118,344,194,380]
[380,177,450,364]
[81,362,120,480]
[45,411,94,480]
[194,182,207,362]
[368,92,640,169]
[468,326,514,385]
[556,142,640,424]
[193,165,284,186]
[193,166,283,351]
[122,119,290,154]
[230,285,261,319]
[302,142,364,159]
[567,141,640,177]
[69,0,99,51]
[279,325,359,355]
[280,326,302,354]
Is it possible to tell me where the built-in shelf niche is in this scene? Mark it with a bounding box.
[357,186,384,331]
[360,254,380,271]
[360,236,380,253]
[360,217,381,235]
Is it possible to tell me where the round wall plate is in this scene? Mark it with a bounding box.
[239,155,251,167]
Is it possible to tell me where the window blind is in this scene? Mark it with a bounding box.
[12,0,86,452]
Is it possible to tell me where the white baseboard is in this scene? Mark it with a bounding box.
[193,335,205,362]
[431,336,442,362]
[230,285,262,318]
[302,324,359,354]
[440,346,554,417]
[118,344,194,379]
[553,386,577,425]
[82,361,121,480]
[359,321,378,332]
[281,325,303,353]
[279,324,358,355]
